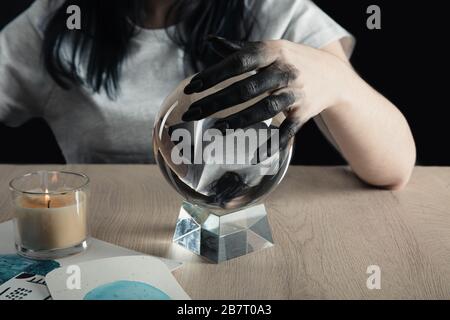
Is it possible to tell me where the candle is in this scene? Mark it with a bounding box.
[14,191,87,251]
[10,171,90,259]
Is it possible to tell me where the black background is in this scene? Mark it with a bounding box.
[0,1,448,165]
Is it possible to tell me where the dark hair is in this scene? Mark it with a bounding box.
[43,0,256,98]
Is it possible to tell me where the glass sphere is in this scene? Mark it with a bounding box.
[153,75,294,213]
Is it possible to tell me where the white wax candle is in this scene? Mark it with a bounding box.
[14,191,88,251]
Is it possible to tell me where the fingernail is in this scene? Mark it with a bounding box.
[212,121,230,135]
[182,108,202,122]
[184,79,203,94]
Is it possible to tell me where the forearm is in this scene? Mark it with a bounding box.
[182,38,416,189]
[321,68,416,189]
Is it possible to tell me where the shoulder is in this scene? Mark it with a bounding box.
[245,0,310,14]
[1,0,64,50]
[245,0,313,24]
[24,0,66,36]
[245,0,354,56]
[245,0,325,40]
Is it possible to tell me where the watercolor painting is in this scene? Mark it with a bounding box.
[83,280,171,300]
[46,256,190,300]
[0,254,60,285]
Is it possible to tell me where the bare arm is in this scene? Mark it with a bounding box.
[182,37,416,190]
[315,41,416,189]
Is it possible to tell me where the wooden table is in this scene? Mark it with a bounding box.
[1,165,449,299]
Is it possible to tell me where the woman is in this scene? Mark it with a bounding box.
[0,0,415,189]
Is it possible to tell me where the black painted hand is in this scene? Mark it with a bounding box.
[182,36,349,149]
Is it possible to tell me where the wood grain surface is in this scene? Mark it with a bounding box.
[1,165,450,299]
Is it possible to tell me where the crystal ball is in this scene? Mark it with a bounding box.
[153,76,294,212]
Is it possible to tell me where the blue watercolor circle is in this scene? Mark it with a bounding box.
[83,280,171,300]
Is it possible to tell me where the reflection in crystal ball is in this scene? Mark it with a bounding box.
[153,76,294,212]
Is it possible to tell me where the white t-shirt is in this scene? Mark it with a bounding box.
[0,0,354,163]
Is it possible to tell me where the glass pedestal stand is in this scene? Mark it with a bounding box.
[173,202,274,263]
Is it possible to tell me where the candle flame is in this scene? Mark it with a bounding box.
[44,189,51,208]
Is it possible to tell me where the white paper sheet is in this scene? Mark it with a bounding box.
[46,256,190,300]
[0,220,182,271]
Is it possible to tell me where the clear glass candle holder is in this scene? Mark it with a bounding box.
[9,171,90,260]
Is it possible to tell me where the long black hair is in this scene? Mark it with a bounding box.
[43,0,256,98]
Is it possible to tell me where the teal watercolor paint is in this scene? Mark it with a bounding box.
[84,280,171,300]
[0,254,60,285]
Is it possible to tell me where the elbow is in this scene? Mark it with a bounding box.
[382,137,417,191]
[355,150,416,191]
[384,146,416,190]
[362,167,413,191]
[383,174,412,191]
